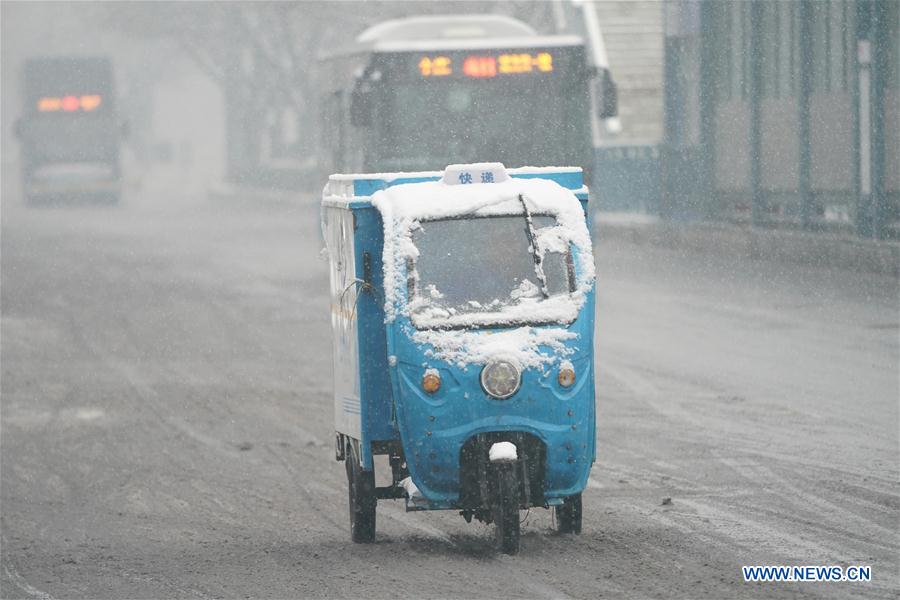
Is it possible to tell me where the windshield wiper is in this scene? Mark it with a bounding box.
[518,194,550,299]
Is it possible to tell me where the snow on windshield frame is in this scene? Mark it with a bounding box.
[406,213,578,331]
[372,175,595,327]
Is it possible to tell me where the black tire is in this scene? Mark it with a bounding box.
[345,443,376,543]
[555,493,582,534]
[492,464,520,554]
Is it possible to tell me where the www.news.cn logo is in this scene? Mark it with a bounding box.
[742,565,872,583]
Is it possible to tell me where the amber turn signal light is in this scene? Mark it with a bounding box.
[558,366,576,388]
[422,371,441,394]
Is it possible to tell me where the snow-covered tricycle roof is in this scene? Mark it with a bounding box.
[322,163,587,209]
[321,163,595,332]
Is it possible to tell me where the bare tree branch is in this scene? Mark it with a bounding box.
[235,7,306,118]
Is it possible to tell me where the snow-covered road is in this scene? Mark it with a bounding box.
[2,183,897,599]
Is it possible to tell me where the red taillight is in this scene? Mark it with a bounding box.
[37,95,103,112]
[61,96,80,111]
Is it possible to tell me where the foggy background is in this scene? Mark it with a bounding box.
[1,1,663,202]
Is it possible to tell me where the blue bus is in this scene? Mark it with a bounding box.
[318,14,617,178]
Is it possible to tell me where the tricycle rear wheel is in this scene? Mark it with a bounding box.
[492,464,520,554]
[555,493,582,534]
[345,443,376,543]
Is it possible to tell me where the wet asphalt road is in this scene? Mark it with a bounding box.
[1,182,898,600]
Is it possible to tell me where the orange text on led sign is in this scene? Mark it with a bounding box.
[498,52,553,74]
[418,56,452,77]
[463,56,497,78]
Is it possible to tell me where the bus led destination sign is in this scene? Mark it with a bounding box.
[418,56,452,77]
[418,52,554,78]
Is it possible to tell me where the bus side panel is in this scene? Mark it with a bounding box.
[352,207,396,466]
[324,206,363,442]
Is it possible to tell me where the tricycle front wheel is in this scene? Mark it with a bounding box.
[492,464,520,554]
[345,444,376,543]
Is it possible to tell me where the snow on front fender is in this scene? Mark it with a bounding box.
[489,442,518,463]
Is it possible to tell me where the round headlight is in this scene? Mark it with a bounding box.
[480,361,521,399]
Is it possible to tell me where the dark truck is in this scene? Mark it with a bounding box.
[15,57,124,204]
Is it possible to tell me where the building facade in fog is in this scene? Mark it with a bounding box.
[595,1,665,144]
[663,0,899,239]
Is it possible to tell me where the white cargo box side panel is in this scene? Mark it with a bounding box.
[323,206,362,439]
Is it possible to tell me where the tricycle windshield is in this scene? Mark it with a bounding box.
[409,215,575,329]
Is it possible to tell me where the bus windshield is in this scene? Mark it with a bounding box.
[383,80,565,170]
[409,215,575,329]
[370,48,590,172]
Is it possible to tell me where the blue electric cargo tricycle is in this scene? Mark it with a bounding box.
[322,163,596,554]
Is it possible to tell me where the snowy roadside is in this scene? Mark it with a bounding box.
[595,212,899,277]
